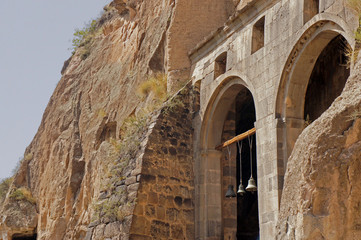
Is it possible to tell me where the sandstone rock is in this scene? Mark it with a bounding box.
[276,58,361,239]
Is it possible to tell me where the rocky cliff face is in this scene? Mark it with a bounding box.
[0,0,238,239]
[276,57,361,239]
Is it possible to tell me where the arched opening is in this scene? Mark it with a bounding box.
[216,84,258,239]
[235,90,259,240]
[198,77,259,239]
[276,21,352,175]
[304,35,350,122]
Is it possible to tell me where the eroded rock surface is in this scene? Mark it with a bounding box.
[276,58,361,239]
[0,0,237,239]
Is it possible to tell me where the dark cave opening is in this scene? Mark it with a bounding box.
[12,233,37,240]
[304,35,350,122]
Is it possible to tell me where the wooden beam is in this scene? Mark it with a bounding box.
[215,127,256,150]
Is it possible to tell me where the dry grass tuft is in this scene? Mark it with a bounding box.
[138,73,167,101]
[9,187,36,204]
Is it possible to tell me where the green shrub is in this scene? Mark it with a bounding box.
[71,19,102,60]
[0,177,12,204]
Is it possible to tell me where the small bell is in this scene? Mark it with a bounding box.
[237,183,246,196]
[245,176,257,192]
[225,185,237,198]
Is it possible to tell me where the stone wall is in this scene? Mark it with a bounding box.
[130,85,195,239]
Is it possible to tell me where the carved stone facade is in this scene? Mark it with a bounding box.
[190,0,357,239]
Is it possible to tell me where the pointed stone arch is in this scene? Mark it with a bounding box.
[196,75,260,239]
[275,17,354,175]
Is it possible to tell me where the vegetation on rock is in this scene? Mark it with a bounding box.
[71,19,103,60]
[92,74,188,223]
[345,0,361,65]
[0,177,12,204]
[138,73,168,103]
[9,187,36,205]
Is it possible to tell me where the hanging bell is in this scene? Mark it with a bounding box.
[237,183,246,196]
[225,185,237,198]
[245,176,257,192]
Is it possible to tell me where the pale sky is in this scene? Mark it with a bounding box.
[0,0,111,179]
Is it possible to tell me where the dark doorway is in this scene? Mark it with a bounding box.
[304,35,350,122]
[12,234,37,240]
[235,89,259,240]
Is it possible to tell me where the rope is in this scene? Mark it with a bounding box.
[248,134,253,177]
[237,140,243,184]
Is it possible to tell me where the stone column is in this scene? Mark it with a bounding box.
[255,116,281,239]
[198,149,223,239]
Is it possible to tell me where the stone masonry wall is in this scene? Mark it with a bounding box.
[129,85,195,239]
[190,0,359,238]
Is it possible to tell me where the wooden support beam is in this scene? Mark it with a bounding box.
[215,127,256,150]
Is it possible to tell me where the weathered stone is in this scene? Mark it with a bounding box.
[0,1,358,240]
[166,208,180,222]
[104,222,121,238]
[276,59,361,239]
[147,192,158,204]
[125,176,137,186]
[174,196,183,207]
[127,183,139,192]
[150,220,170,238]
[84,228,93,240]
[171,224,184,239]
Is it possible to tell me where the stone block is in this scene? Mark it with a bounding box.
[134,204,143,215]
[157,206,166,220]
[150,220,170,238]
[148,192,158,204]
[104,222,121,238]
[130,216,150,235]
[84,228,93,240]
[186,224,195,240]
[125,176,137,185]
[182,209,194,223]
[142,204,155,218]
[166,208,180,222]
[171,224,184,239]
[127,183,139,192]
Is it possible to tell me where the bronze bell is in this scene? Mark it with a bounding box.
[245,176,257,192]
[225,185,237,198]
[237,183,246,196]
